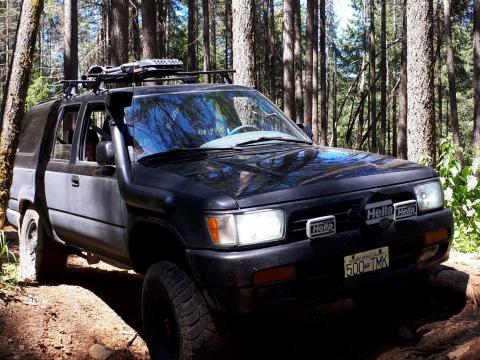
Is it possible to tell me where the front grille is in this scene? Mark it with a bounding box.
[287,191,416,242]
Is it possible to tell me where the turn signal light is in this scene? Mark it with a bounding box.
[424,228,448,246]
[252,265,296,286]
[207,218,219,243]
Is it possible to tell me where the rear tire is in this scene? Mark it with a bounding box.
[142,261,225,360]
[18,208,67,282]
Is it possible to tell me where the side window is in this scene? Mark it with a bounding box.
[52,106,80,160]
[80,104,109,162]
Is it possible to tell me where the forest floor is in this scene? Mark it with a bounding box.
[1,226,480,360]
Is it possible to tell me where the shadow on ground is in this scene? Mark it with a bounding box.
[55,258,466,359]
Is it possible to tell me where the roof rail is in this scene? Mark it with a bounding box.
[61,59,236,99]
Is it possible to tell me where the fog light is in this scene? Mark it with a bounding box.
[252,265,296,286]
[418,245,439,263]
[424,228,449,246]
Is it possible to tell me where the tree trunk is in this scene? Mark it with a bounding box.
[473,0,480,150]
[64,0,78,83]
[187,0,197,70]
[319,0,327,145]
[202,0,211,80]
[268,0,276,101]
[304,0,314,129]
[232,0,255,87]
[294,0,303,123]
[332,52,338,147]
[443,0,461,160]
[357,0,368,150]
[157,0,167,58]
[142,0,158,58]
[379,0,387,154]
[108,0,129,65]
[398,0,408,159]
[406,0,435,166]
[312,0,319,142]
[283,0,295,120]
[211,0,217,70]
[369,0,377,152]
[0,0,44,228]
[130,0,141,60]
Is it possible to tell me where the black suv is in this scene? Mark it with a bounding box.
[8,59,453,359]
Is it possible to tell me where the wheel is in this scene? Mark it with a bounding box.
[142,261,225,360]
[18,208,68,282]
[229,125,260,135]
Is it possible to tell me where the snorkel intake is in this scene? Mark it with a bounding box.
[105,91,175,216]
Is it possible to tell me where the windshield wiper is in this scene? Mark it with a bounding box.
[139,147,242,162]
[234,137,313,147]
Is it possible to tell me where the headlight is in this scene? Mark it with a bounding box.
[205,209,285,246]
[414,181,444,212]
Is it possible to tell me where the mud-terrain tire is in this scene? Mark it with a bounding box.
[18,208,68,282]
[142,261,225,360]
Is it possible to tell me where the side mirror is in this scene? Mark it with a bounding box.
[296,123,313,140]
[96,141,115,166]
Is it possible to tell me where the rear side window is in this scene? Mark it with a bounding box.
[18,103,53,155]
[52,106,80,160]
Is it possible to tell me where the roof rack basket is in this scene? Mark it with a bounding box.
[61,59,236,99]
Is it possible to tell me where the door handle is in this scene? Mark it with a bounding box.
[71,175,80,187]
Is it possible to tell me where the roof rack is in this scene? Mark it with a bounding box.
[61,59,236,99]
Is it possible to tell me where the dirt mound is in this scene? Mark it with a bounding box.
[1,227,480,359]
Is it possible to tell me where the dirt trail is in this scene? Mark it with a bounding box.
[1,226,480,359]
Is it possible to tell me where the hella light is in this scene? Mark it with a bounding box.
[414,181,444,212]
[205,209,285,246]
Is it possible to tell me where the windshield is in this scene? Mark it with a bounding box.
[124,90,310,159]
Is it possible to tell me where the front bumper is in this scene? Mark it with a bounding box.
[186,209,453,313]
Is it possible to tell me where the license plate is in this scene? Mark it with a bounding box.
[344,247,389,278]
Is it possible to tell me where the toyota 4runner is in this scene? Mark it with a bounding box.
[7,59,453,359]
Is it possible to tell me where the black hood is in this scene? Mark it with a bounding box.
[140,145,436,208]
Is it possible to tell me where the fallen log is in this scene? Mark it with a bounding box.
[428,265,480,307]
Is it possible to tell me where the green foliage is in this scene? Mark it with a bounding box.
[0,230,17,286]
[26,72,55,110]
[437,140,480,252]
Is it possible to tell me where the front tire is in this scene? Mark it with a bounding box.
[18,208,68,282]
[142,261,224,360]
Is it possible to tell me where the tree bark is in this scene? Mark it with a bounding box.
[130,0,141,60]
[406,0,435,166]
[369,0,377,152]
[312,0,319,142]
[357,0,368,150]
[319,0,327,145]
[187,0,197,70]
[304,0,314,129]
[379,0,387,154]
[0,0,44,228]
[142,0,158,58]
[398,0,408,159]
[202,0,211,79]
[443,0,461,160]
[473,0,480,150]
[211,0,217,70]
[64,0,78,83]
[108,0,129,65]
[268,0,276,100]
[294,0,303,123]
[232,0,255,87]
[283,0,295,119]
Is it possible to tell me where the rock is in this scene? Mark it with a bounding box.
[88,344,113,360]
[398,325,415,341]
[18,344,25,351]
[447,340,474,359]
